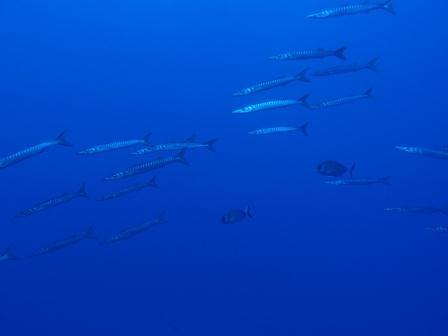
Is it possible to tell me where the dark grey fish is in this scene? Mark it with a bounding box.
[301,89,374,110]
[317,161,355,178]
[131,136,217,155]
[325,176,390,186]
[105,150,188,181]
[102,214,167,245]
[98,176,158,201]
[269,47,347,61]
[384,207,448,215]
[307,1,395,18]
[0,245,17,262]
[15,184,89,218]
[234,69,310,96]
[78,134,151,155]
[312,57,379,77]
[30,226,96,258]
[0,131,72,170]
[395,146,448,160]
[221,206,252,224]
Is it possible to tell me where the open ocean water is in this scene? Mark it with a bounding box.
[1,1,448,335]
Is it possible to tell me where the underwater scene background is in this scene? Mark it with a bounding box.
[1,1,448,335]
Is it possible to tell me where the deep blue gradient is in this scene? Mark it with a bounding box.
[1,1,448,335]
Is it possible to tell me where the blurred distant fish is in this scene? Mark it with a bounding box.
[30,226,96,258]
[426,226,448,233]
[234,69,310,96]
[384,207,448,215]
[395,146,448,160]
[233,95,308,114]
[0,245,17,262]
[307,1,395,19]
[221,206,252,224]
[105,150,188,181]
[78,134,151,155]
[98,176,158,201]
[312,57,380,77]
[132,136,217,155]
[317,161,355,178]
[248,123,309,136]
[301,88,374,110]
[325,176,390,186]
[0,131,71,170]
[102,214,167,245]
[15,183,89,218]
[269,47,347,61]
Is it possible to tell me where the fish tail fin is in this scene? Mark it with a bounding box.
[379,176,391,185]
[143,133,152,145]
[299,122,309,136]
[334,46,347,61]
[245,206,253,219]
[382,0,395,14]
[177,149,189,165]
[78,183,89,198]
[298,94,311,108]
[2,245,18,261]
[365,88,374,98]
[149,176,159,188]
[205,139,218,152]
[297,68,311,82]
[55,130,72,147]
[84,225,98,240]
[349,163,356,178]
[366,57,380,72]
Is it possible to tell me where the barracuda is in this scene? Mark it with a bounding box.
[248,123,309,136]
[78,134,151,155]
[307,1,395,19]
[302,88,374,110]
[234,69,310,96]
[269,47,347,61]
[105,150,188,181]
[0,131,71,169]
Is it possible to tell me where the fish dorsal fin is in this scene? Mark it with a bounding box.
[185,135,196,143]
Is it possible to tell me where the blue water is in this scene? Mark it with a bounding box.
[1,1,448,335]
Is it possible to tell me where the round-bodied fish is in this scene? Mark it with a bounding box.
[221,206,252,224]
[317,161,355,178]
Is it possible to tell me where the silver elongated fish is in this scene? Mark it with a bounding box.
[131,136,217,155]
[307,1,395,19]
[325,176,390,186]
[0,245,17,262]
[395,146,448,160]
[269,47,347,61]
[301,88,374,110]
[234,69,310,96]
[312,57,379,77]
[384,207,448,215]
[248,122,309,136]
[30,226,96,258]
[102,214,167,245]
[15,184,89,218]
[98,176,158,201]
[78,133,151,155]
[426,226,448,233]
[233,95,309,114]
[0,131,71,170]
[105,150,188,181]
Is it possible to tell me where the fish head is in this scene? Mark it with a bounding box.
[306,11,329,19]
[395,146,415,153]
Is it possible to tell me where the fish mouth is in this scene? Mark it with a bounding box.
[395,146,408,152]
